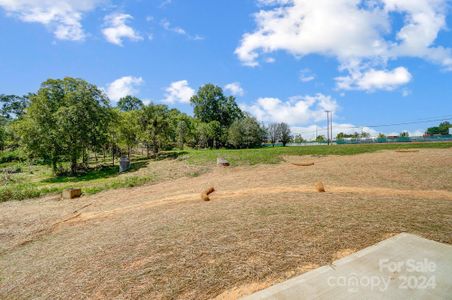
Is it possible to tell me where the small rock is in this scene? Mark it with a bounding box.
[217,157,230,167]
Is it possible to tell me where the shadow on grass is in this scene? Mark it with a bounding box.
[155,150,189,160]
[43,160,150,183]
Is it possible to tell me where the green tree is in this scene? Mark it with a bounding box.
[140,104,171,157]
[293,134,305,144]
[190,84,243,128]
[426,121,451,135]
[400,131,409,137]
[316,135,326,143]
[278,123,291,146]
[228,116,266,149]
[118,110,141,158]
[176,120,188,150]
[0,94,30,119]
[17,78,111,174]
[0,116,8,151]
[336,132,346,140]
[117,95,144,112]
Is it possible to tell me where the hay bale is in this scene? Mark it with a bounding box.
[201,187,215,201]
[292,162,315,167]
[315,182,325,193]
[62,188,82,199]
[201,193,210,201]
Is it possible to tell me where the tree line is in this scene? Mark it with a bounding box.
[0,77,292,174]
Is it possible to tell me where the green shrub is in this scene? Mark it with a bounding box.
[0,150,25,164]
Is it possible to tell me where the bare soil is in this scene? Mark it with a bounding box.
[1,149,451,299]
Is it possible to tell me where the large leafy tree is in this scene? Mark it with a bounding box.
[190,84,243,128]
[118,110,141,158]
[176,120,188,150]
[17,78,111,174]
[117,95,144,112]
[426,121,451,135]
[228,116,266,149]
[140,104,171,157]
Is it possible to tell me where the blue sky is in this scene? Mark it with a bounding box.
[0,0,451,139]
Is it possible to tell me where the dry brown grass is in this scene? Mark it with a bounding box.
[0,148,451,299]
[395,149,420,153]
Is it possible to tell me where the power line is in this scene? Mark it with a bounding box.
[296,115,452,136]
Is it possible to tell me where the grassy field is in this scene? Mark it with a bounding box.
[1,141,451,202]
[185,141,452,165]
[1,147,451,299]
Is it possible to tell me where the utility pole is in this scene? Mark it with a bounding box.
[325,110,332,145]
[330,112,333,144]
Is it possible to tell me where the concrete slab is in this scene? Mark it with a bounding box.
[243,233,452,300]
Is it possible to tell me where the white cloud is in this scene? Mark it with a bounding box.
[299,68,315,82]
[336,66,412,91]
[241,93,338,126]
[163,80,195,104]
[0,0,102,41]
[160,19,204,40]
[236,0,452,90]
[224,82,245,96]
[102,13,142,46]
[106,76,144,102]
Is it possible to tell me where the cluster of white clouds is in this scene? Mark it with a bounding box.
[0,0,102,41]
[163,80,195,104]
[241,93,338,125]
[236,0,452,91]
[106,76,144,102]
[336,67,412,91]
[102,13,142,46]
[224,82,245,96]
[0,0,202,44]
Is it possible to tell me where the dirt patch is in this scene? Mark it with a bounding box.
[0,149,451,299]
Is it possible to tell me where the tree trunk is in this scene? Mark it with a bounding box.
[52,159,58,175]
[70,156,77,175]
[152,135,158,158]
[112,146,115,166]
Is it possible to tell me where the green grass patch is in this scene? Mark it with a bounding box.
[184,142,452,166]
[0,142,450,203]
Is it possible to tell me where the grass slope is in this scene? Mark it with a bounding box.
[0,142,451,202]
[186,142,452,165]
